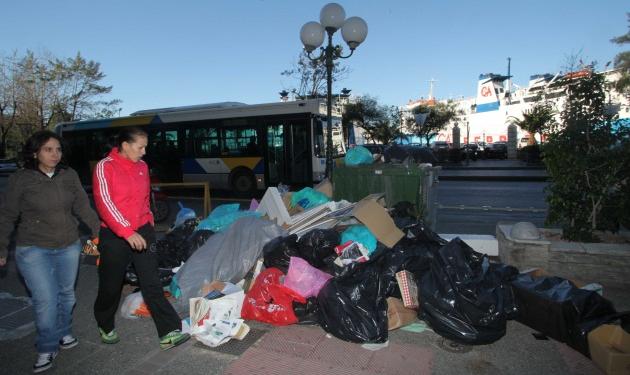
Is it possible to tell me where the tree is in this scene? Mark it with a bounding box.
[51,52,120,122]
[342,95,382,132]
[366,106,407,145]
[281,51,349,98]
[611,13,630,94]
[0,52,20,158]
[508,102,556,145]
[342,96,407,144]
[543,70,630,241]
[0,50,121,157]
[410,101,461,146]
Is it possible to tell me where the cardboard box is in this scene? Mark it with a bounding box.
[395,270,419,309]
[521,267,586,288]
[387,297,417,330]
[314,178,333,198]
[352,195,404,248]
[588,324,630,375]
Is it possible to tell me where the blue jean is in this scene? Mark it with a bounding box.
[15,241,81,353]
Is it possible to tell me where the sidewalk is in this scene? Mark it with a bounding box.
[2,253,629,374]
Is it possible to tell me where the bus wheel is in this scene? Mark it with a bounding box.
[231,170,256,196]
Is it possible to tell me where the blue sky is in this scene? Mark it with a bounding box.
[2,1,627,115]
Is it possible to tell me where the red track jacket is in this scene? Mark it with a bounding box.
[92,148,154,239]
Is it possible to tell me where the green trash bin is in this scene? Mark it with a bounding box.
[332,164,438,227]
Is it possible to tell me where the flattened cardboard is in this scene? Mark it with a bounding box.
[314,178,333,198]
[387,297,417,330]
[522,267,586,288]
[352,196,404,248]
[588,324,630,375]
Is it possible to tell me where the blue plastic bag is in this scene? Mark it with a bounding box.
[196,204,262,232]
[344,146,373,166]
[172,202,197,229]
[341,225,377,254]
[290,187,330,209]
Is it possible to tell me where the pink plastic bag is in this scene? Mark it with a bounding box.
[284,256,333,298]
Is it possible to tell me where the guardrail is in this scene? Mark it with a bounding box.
[150,182,211,217]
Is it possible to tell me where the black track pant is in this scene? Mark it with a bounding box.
[93,224,180,337]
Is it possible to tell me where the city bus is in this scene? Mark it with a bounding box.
[56,99,345,194]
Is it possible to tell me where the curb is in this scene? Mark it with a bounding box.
[438,175,549,182]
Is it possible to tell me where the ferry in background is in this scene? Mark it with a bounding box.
[406,66,630,146]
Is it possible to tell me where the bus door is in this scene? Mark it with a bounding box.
[265,119,312,188]
[147,129,182,182]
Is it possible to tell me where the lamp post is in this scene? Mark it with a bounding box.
[466,121,470,166]
[300,3,368,179]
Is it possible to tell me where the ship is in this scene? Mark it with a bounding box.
[406,65,630,146]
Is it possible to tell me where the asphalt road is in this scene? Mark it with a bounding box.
[434,180,549,235]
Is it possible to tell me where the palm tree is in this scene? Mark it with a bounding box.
[508,103,556,145]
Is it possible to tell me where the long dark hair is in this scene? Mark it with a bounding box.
[21,130,66,170]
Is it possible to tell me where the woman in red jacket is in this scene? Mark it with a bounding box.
[92,127,189,350]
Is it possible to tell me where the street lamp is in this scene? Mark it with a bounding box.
[466,121,470,166]
[300,3,368,179]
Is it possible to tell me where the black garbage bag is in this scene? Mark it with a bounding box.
[124,219,213,286]
[318,216,453,343]
[296,229,340,269]
[511,274,618,357]
[419,238,519,345]
[153,218,207,268]
[317,256,388,343]
[125,265,175,287]
[293,297,320,325]
[262,234,300,273]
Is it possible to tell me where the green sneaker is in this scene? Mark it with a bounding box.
[159,330,190,350]
[98,328,120,344]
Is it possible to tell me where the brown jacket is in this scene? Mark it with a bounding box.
[0,166,100,258]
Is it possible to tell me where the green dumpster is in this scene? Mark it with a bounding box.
[332,164,438,228]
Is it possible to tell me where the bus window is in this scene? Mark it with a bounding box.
[222,127,258,156]
[185,127,219,157]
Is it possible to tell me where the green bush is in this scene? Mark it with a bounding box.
[544,71,630,241]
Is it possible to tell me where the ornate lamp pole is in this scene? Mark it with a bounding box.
[300,3,367,178]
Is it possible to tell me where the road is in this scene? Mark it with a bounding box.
[435,180,549,235]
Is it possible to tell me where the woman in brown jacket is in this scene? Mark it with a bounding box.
[0,130,100,373]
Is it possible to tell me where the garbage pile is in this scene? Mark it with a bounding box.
[119,181,628,371]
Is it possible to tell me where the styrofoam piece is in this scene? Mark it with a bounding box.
[256,187,293,226]
[439,234,498,256]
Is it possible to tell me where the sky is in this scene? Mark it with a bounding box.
[1,0,628,116]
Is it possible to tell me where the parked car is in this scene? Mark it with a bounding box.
[401,145,438,164]
[484,142,508,159]
[460,143,479,160]
[430,141,450,152]
[0,158,18,173]
[360,143,386,155]
[519,136,530,148]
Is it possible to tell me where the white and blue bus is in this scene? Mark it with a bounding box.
[56,99,345,194]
